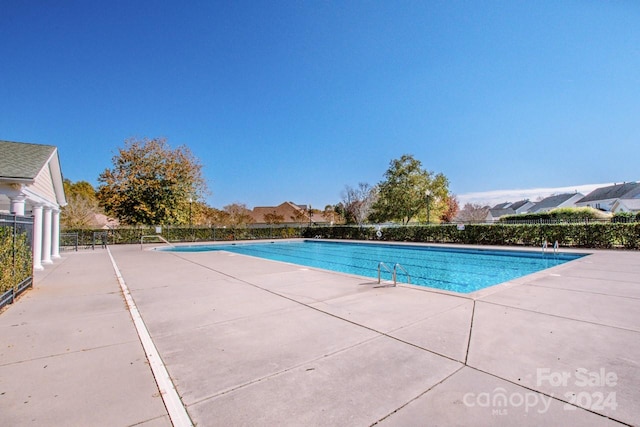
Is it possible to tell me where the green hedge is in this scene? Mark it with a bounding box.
[303,223,640,249]
[500,207,611,222]
[62,222,640,250]
[0,227,33,293]
[612,212,640,222]
[61,226,303,246]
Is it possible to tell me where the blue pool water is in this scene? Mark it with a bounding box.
[162,240,585,293]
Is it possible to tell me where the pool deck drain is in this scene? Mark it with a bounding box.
[1,241,639,426]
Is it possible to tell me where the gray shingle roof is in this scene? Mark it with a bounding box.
[530,193,580,212]
[509,199,530,210]
[577,182,640,203]
[492,202,511,209]
[0,140,56,180]
[489,208,516,218]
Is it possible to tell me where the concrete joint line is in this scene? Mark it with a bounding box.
[463,300,476,365]
[175,253,467,365]
[107,248,193,427]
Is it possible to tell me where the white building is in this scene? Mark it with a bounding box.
[575,182,640,212]
[486,199,534,222]
[0,140,67,270]
[528,192,584,214]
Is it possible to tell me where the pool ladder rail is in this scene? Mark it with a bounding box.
[376,262,411,287]
[542,240,559,255]
[140,235,174,249]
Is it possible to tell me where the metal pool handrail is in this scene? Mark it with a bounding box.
[394,263,411,285]
[377,262,394,286]
[377,262,411,287]
[542,240,559,255]
[141,235,174,249]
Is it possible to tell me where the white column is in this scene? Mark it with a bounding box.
[52,209,61,259]
[32,204,44,271]
[10,194,27,216]
[42,207,53,265]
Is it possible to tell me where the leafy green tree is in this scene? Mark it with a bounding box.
[371,154,450,224]
[97,137,207,225]
[64,179,98,201]
[190,202,224,226]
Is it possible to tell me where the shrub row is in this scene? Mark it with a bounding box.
[61,226,304,247]
[61,222,640,250]
[500,207,610,222]
[612,212,640,222]
[304,223,640,249]
[0,227,32,293]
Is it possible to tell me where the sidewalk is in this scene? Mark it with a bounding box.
[0,250,170,426]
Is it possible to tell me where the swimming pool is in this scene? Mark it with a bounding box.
[163,240,585,293]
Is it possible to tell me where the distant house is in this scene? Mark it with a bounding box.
[611,198,640,214]
[250,201,330,226]
[0,140,67,270]
[575,182,640,212]
[93,213,119,229]
[528,193,584,214]
[251,201,308,225]
[486,199,534,222]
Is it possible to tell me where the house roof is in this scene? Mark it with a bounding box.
[488,208,515,218]
[492,202,512,209]
[577,182,640,203]
[251,201,310,223]
[0,140,58,181]
[509,199,531,210]
[614,199,640,212]
[0,140,67,209]
[530,193,582,212]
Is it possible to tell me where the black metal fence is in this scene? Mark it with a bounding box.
[0,214,34,311]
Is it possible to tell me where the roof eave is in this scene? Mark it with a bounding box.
[0,177,35,185]
[46,148,67,207]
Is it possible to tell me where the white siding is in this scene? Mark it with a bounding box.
[29,164,57,204]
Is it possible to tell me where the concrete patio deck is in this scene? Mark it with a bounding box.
[1,241,639,426]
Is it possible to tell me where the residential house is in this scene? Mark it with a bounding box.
[611,198,640,214]
[0,140,67,270]
[250,201,330,226]
[251,201,307,225]
[528,192,584,214]
[486,199,534,222]
[575,182,640,212]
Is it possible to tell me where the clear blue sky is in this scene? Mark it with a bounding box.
[2,1,639,209]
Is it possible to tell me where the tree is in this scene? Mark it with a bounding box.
[440,195,460,223]
[264,211,285,225]
[290,208,308,227]
[97,137,207,225]
[322,205,343,225]
[371,154,450,224]
[61,180,103,228]
[332,203,348,224]
[222,203,254,227]
[191,202,224,226]
[457,203,490,222]
[341,183,378,225]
